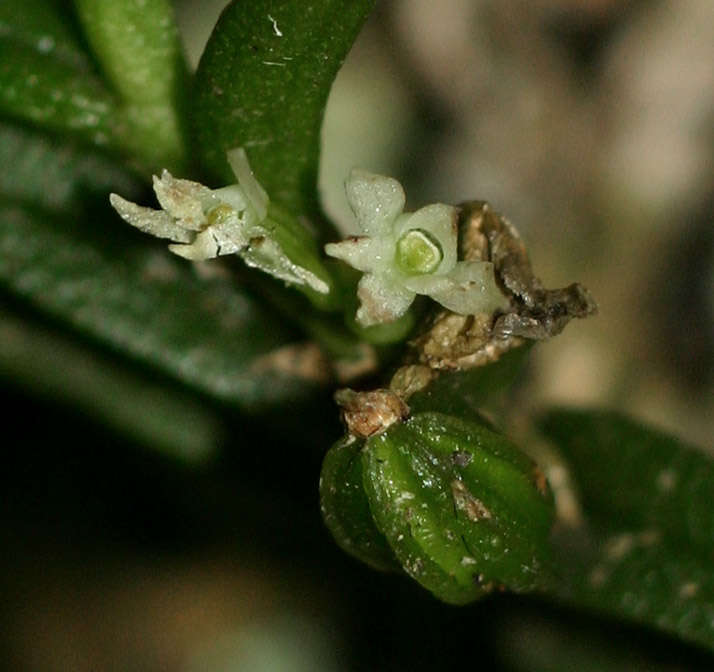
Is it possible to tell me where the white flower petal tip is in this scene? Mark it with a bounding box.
[326,170,509,325]
[428,262,509,315]
[243,236,329,294]
[346,169,405,235]
[109,192,193,243]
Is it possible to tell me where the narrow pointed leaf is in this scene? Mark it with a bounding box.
[0,120,140,214]
[74,0,188,170]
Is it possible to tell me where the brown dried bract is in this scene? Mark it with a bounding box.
[408,201,596,370]
[335,388,410,438]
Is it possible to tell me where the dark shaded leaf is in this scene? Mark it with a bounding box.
[0,120,140,214]
[539,409,714,554]
[0,200,316,411]
[0,0,91,69]
[540,409,714,650]
[552,525,714,652]
[0,301,221,463]
[0,37,119,148]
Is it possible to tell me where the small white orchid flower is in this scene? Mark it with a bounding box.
[110,148,328,293]
[324,170,507,326]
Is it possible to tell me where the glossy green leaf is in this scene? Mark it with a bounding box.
[192,0,375,223]
[320,436,399,571]
[363,412,554,604]
[539,409,714,555]
[74,0,188,170]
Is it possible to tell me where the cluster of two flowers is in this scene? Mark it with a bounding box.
[110,149,506,326]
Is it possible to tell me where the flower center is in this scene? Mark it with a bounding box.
[205,203,237,229]
[395,229,443,275]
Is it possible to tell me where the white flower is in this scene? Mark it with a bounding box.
[110,148,328,293]
[324,170,507,326]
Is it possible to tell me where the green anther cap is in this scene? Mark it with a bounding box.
[395,229,443,275]
[206,203,236,228]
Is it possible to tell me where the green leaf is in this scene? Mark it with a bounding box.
[73,0,188,170]
[540,409,714,650]
[0,35,120,148]
[539,409,714,555]
[553,525,714,652]
[362,412,554,604]
[0,195,317,411]
[0,120,141,214]
[0,0,90,69]
[192,0,375,224]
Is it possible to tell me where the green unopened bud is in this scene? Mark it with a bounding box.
[395,228,443,275]
[320,436,400,572]
[362,412,554,604]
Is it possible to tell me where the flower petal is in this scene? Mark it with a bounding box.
[393,203,458,274]
[428,261,508,315]
[227,147,269,221]
[356,272,415,327]
[346,169,405,236]
[168,229,220,260]
[109,193,193,243]
[152,171,212,231]
[324,236,387,273]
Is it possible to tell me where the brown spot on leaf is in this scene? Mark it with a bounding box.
[451,479,492,522]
